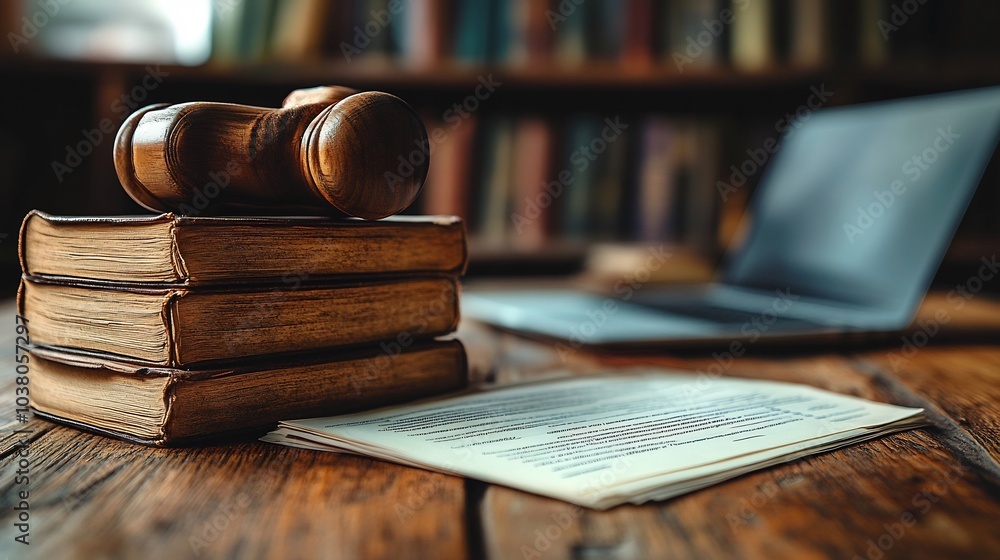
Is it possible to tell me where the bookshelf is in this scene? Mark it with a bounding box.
[2,0,999,291]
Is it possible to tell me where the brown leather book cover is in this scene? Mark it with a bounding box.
[29,340,468,446]
[19,275,461,367]
[19,210,468,286]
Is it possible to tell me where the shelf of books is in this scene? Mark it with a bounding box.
[2,0,999,285]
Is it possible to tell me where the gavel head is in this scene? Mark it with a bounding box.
[113,86,429,220]
[301,91,429,220]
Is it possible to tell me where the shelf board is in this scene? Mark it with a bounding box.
[467,238,589,276]
[8,55,1000,94]
[11,56,999,102]
[858,60,1000,90]
[4,56,828,90]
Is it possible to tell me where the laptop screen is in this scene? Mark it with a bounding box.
[722,87,1000,323]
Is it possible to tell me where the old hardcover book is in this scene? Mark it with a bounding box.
[19,276,460,366]
[29,340,468,446]
[19,211,467,285]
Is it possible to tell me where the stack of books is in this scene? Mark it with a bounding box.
[18,211,469,445]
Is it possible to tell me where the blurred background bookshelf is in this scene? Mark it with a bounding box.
[2,0,1000,291]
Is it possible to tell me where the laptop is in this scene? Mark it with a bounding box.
[463,86,1000,348]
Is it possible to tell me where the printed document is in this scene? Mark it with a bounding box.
[263,370,924,509]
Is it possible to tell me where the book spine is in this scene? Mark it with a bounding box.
[17,210,34,277]
[167,219,189,284]
[164,290,184,367]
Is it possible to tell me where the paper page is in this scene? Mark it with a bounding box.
[275,371,923,508]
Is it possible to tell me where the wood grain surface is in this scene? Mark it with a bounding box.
[2,295,1000,559]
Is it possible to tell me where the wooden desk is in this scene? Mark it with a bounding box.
[2,294,1000,559]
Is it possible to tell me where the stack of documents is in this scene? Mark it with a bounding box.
[263,370,926,509]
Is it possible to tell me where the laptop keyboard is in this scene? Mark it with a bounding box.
[637,301,818,326]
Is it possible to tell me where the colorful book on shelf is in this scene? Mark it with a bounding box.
[684,122,722,251]
[651,0,674,63]
[715,118,766,251]
[235,0,278,62]
[634,117,680,241]
[510,117,554,248]
[399,0,447,67]
[856,0,887,67]
[488,0,515,63]
[789,0,828,67]
[210,0,246,63]
[590,120,631,239]
[420,115,478,217]
[770,0,792,63]
[621,0,655,67]
[508,0,553,66]
[669,0,725,69]
[553,0,588,65]
[586,0,625,61]
[560,118,602,239]
[318,0,357,59]
[359,0,393,60]
[475,118,515,243]
[29,340,468,446]
[731,0,774,70]
[269,0,328,61]
[202,0,980,72]
[453,0,492,64]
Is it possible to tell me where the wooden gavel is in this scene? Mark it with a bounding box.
[114,86,428,219]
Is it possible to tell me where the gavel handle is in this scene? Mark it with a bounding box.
[115,87,358,215]
[115,86,428,218]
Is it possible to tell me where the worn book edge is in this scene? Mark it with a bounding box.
[29,340,469,446]
[19,210,469,285]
